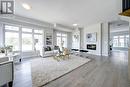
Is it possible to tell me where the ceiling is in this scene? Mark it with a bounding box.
[15,0,122,27]
[110,20,129,33]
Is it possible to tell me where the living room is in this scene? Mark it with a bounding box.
[0,0,130,87]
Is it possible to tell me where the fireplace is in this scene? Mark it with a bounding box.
[87,44,96,50]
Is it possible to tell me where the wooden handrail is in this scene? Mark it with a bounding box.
[119,9,130,17]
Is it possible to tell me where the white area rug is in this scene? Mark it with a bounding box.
[31,55,91,87]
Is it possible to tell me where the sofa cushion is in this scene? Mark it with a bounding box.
[45,51,53,54]
[54,46,59,50]
[44,46,52,51]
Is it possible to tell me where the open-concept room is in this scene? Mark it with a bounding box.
[0,0,130,87]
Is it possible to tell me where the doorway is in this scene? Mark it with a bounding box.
[109,20,129,55]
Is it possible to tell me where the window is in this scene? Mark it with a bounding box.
[56,32,67,48]
[4,25,44,52]
[5,25,19,51]
[126,35,129,47]
[57,36,62,47]
[22,28,32,33]
[72,34,80,49]
[113,36,118,47]
[112,35,129,48]
[34,29,43,34]
[22,27,34,51]
[5,32,19,51]
[22,33,32,51]
[119,36,125,47]
[5,25,19,31]
[62,34,67,37]
[62,37,67,47]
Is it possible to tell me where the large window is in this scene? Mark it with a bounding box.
[113,36,118,47]
[119,36,125,47]
[56,32,67,48]
[113,35,129,48]
[5,32,19,51]
[4,25,43,52]
[22,33,32,51]
[5,25,19,31]
[22,28,32,33]
[22,28,33,51]
[5,25,19,51]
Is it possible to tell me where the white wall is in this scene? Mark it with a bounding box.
[119,15,130,81]
[0,22,4,47]
[83,23,102,55]
[128,20,130,81]
[101,22,109,56]
[67,32,72,49]
[129,48,130,81]
[80,28,84,49]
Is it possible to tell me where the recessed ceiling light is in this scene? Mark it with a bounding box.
[22,3,31,10]
[73,24,78,26]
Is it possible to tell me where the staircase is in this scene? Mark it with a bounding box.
[119,0,130,17]
[119,9,130,17]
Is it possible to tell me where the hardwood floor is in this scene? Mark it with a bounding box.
[13,51,130,87]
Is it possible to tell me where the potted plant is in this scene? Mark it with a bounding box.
[0,45,13,56]
[0,47,5,53]
[5,45,13,52]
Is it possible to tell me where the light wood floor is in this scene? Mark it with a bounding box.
[13,51,130,87]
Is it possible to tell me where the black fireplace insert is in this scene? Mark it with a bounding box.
[87,44,96,50]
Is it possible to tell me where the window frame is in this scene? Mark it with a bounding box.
[112,35,129,48]
[56,32,67,48]
[4,24,44,52]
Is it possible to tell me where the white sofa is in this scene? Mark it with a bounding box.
[0,57,13,87]
[43,46,59,57]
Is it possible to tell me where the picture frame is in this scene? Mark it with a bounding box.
[86,32,97,42]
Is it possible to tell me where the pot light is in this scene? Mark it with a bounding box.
[22,3,31,10]
[73,24,78,26]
